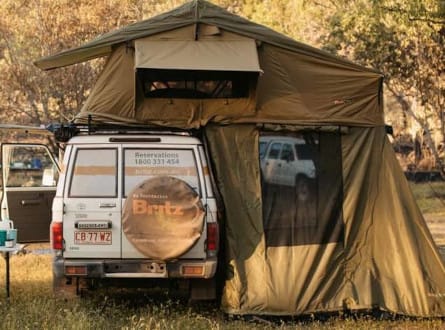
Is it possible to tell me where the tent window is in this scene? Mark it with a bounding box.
[260,131,344,247]
[137,69,255,99]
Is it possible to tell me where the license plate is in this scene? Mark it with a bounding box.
[74,231,112,245]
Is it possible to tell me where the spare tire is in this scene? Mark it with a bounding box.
[123,176,205,260]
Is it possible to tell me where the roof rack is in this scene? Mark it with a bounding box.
[47,116,197,143]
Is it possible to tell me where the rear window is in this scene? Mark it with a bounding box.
[69,148,117,197]
[124,149,200,197]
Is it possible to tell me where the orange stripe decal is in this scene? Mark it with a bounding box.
[74,166,116,175]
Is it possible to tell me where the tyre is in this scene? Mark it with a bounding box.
[122,176,205,260]
[53,274,91,299]
[295,176,311,202]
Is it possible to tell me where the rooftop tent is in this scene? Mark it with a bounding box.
[35,0,445,317]
[34,0,382,128]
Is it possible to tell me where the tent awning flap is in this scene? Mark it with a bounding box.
[134,39,261,72]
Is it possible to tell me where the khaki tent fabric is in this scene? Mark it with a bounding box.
[34,0,445,317]
[135,39,261,72]
[206,125,445,316]
[340,127,445,316]
[80,46,136,121]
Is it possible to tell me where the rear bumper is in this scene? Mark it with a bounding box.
[53,256,217,279]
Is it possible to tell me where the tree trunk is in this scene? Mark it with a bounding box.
[387,83,445,177]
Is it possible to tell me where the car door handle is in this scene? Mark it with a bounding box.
[21,199,42,206]
[99,202,116,208]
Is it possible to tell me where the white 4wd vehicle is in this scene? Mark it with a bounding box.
[260,136,316,201]
[51,129,219,299]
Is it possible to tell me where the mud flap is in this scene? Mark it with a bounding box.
[190,278,216,301]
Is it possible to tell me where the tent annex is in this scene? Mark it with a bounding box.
[35,0,445,317]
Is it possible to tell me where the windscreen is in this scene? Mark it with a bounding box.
[3,145,59,188]
[260,131,344,246]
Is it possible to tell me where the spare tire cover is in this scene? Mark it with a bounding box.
[123,176,205,260]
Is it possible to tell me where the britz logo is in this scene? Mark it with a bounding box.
[132,200,184,216]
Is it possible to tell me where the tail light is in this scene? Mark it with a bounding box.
[51,222,63,250]
[65,265,87,276]
[206,222,219,257]
[181,265,205,277]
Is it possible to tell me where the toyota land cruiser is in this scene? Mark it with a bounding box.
[50,126,219,299]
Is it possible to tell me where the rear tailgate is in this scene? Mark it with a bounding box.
[121,144,206,259]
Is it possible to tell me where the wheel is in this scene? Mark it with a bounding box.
[295,176,310,202]
[189,278,217,301]
[122,176,205,260]
[53,274,91,299]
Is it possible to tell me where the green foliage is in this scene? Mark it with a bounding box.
[318,0,445,169]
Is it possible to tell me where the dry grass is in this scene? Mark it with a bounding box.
[410,182,445,214]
